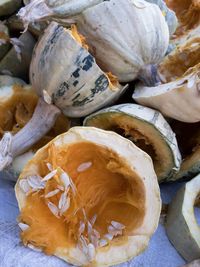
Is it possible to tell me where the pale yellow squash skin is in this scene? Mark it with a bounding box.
[76,0,169,82]
[133,26,200,123]
[15,127,161,267]
[30,22,124,118]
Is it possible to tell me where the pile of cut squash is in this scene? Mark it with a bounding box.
[0,0,199,266]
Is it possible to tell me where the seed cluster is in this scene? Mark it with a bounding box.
[19,162,125,261]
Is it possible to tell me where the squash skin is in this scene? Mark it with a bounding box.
[30,22,125,118]
[84,104,181,182]
[15,126,161,266]
[18,0,104,27]
[133,23,200,123]
[45,0,104,15]
[166,174,200,262]
[133,64,200,123]
[75,0,169,83]
[145,0,178,35]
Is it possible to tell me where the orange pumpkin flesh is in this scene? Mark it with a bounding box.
[19,141,145,255]
[0,84,69,151]
[166,0,200,37]
[71,25,119,90]
[158,37,200,83]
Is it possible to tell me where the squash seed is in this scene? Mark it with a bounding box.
[19,179,31,194]
[104,233,114,241]
[59,192,70,215]
[18,222,29,231]
[27,175,45,190]
[87,243,96,261]
[111,221,125,230]
[47,201,60,218]
[43,90,52,105]
[99,239,108,247]
[41,169,57,182]
[90,214,97,226]
[27,243,42,252]
[77,162,92,172]
[79,221,85,236]
[108,225,122,236]
[46,162,53,171]
[45,189,60,198]
[60,171,71,189]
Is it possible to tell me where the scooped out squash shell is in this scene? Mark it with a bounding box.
[84,104,181,182]
[0,80,69,178]
[166,174,200,262]
[133,25,200,123]
[165,0,200,38]
[15,127,161,266]
[170,121,200,181]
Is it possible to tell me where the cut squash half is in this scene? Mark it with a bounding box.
[0,79,69,178]
[170,121,200,180]
[133,28,200,123]
[166,174,200,262]
[165,0,200,38]
[15,127,161,266]
[84,104,181,182]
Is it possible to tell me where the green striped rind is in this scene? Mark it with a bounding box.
[145,0,177,35]
[175,147,200,181]
[166,174,200,261]
[84,103,182,182]
[177,163,200,181]
[30,22,125,118]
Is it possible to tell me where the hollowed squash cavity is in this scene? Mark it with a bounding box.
[84,112,176,181]
[158,37,200,83]
[18,141,145,255]
[0,84,69,151]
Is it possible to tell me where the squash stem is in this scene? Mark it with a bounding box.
[138,64,161,87]
[0,98,61,171]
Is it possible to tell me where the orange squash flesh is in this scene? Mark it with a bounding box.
[0,31,10,42]
[19,141,145,254]
[71,24,89,50]
[0,85,38,135]
[0,85,69,150]
[158,37,200,83]
[166,0,200,37]
[70,25,119,90]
